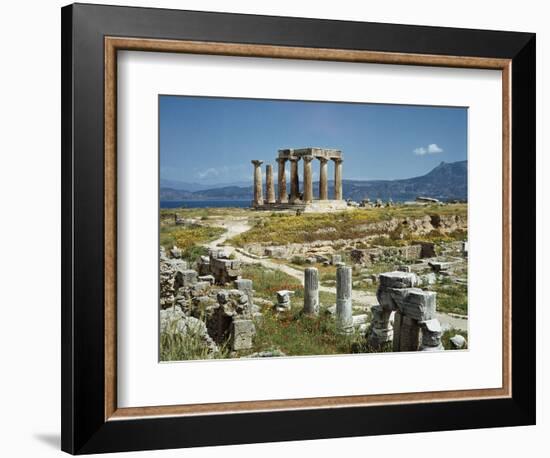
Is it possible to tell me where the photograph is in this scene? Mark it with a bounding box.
[159,95,469,361]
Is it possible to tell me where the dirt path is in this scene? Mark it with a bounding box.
[205,217,467,331]
[206,217,251,249]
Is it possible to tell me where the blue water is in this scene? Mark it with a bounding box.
[160,200,250,209]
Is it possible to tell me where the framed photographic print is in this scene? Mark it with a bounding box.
[61,3,536,454]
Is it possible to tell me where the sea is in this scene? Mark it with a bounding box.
[160,200,250,209]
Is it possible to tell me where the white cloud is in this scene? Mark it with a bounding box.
[197,167,220,179]
[413,143,444,156]
[428,143,444,153]
[195,164,252,183]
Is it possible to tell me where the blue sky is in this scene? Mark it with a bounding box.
[160,95,467,185]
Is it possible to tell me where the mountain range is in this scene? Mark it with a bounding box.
[160,160,467,202]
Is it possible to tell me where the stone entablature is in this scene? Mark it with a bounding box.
[278,147,342,160]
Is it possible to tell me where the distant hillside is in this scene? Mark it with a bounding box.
[160,160,467,202]
[160,178,251,191]
[343,160,467,202]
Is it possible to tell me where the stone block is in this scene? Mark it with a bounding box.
[376,288,396,311]
[175,269,198,288]
[198,274,215,285]
[396,314,421,352]
[275,290,292,311]
[234,278,253,292]
[192,295,213,307]
[189,281,210,297]
[264,246,289,258]
[379,271,417,288]
[419,319,443,350]
[450,334,467,349]
[169,245,183,259]
[429,261,451,272]
[419,273,437,286]
[231,319,256,351]
[400,290,436,321]
[166,258,189,271]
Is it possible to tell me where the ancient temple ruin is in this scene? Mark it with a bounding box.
[251,147,348,212]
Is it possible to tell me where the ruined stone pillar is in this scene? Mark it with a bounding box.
[303,267,319,315]
[289,157,300,203]
[303,156,314,203]
[333,158,343,200]
[266,164,276,204]
[394,314,421,351]
[367,305,394,349]
[251,160,264,206]
[336,264,353,334]
[319,158,328,200]
[276,157,288,203]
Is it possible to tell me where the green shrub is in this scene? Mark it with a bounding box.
[182,245,209,263]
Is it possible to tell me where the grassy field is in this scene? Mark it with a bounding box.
[430,279,468,315]
[160,206,249,220]
[252,309,363,356]
[240,264,338,306]
[160,324,228,361]
[160,224,225,252]
[230,204,467,246]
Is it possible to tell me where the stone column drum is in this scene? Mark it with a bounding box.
[289,157,300,203]
[276,157,288,203]
[303,156,314,203]
[367,305,394,349]
[333,158,343,200]
[336,264,353,334]
[251,160,264,206]
[319,157,328,200]
[303,267,320,315]
[266,164,276,204]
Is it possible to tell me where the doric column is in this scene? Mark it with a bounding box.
[251,160,264,206]
[333,158,343,200]
[303,267,320,315]
[266,164,276,204]
[289,157,300,203]
[319,157,328,200]
[336,264,353,334]
[303,156,314,203]
[276,157,288,203]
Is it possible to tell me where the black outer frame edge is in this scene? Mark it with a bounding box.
[61,4,75,455]
[61,3,536,454]
[510,35,536,423]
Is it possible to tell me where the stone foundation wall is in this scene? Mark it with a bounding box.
[242,214,466,258]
